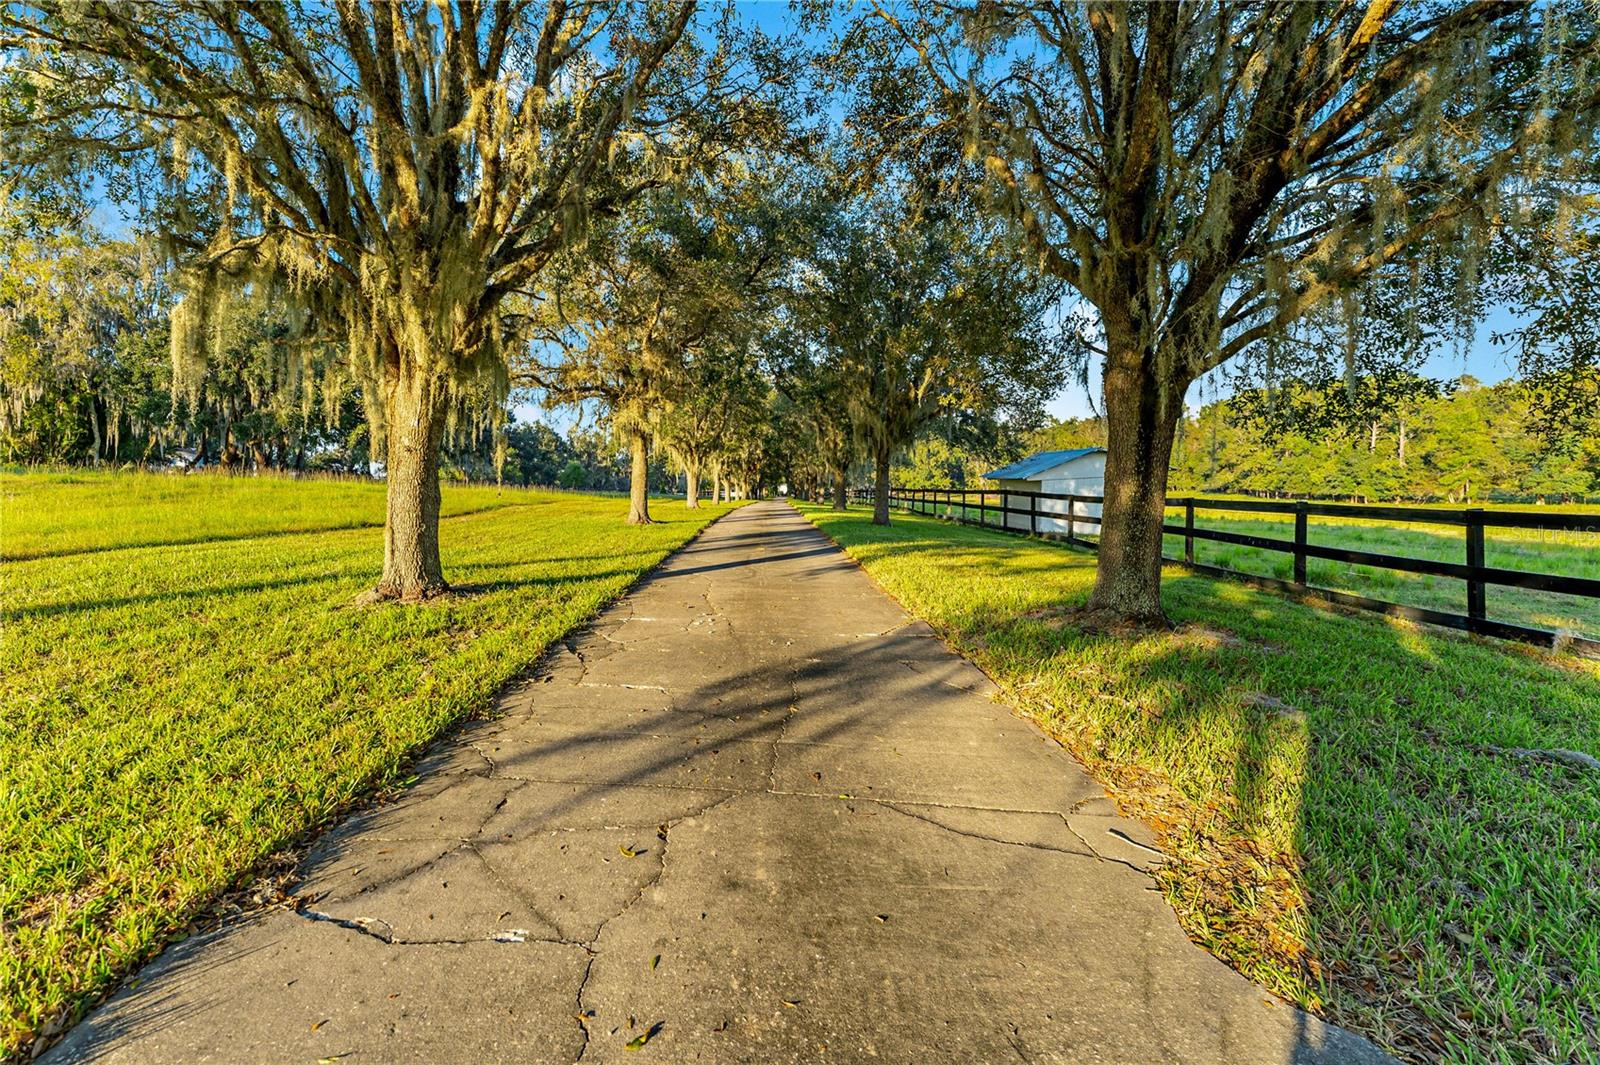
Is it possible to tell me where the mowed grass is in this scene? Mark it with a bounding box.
[0,468,531,561]
[1161,506,1600,638]
[799,503,1600,1065]
[0,470,738,1058]
[924,497,1600,637]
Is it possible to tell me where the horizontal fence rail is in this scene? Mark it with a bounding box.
[846,486,1600,656]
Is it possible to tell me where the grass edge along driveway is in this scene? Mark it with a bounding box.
[1,474,740,1060]
[797,502,1600,1065]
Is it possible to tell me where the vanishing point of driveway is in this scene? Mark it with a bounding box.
[48,501,1391,1065]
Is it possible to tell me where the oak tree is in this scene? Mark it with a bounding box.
[881,1,1600,622]
[3,1,772,598]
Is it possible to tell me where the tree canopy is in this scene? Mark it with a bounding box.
[3,0,1598,622]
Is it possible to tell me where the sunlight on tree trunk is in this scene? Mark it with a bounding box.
[370,368,448,601]
[886,1,1600,627]
[628,430,653,525]
[684,463,701,509]
[1089,355,1183,624]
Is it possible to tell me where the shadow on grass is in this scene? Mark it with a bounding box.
[2,500,542,564]
[804,503,1600,1065]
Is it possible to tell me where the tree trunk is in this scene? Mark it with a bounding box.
[872,446,891,525]
[88,399,102,466]
[1088,354,1184,625]
[369,368,449,602]
[833,462,848,511]
[684,461,700,509]
[627,430,652,524]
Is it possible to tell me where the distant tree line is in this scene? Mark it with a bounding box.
[1172,375,1600,503]
[959,373,1600,504]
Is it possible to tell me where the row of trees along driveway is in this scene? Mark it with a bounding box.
[4,2,1597,625]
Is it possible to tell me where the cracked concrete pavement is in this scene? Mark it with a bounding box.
[47,501,1392,1065]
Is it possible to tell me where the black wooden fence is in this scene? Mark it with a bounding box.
[846,486,1600,655]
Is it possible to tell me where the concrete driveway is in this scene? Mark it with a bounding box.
[47,501,1391,1064]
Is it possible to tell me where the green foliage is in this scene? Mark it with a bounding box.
[0,470,739,1056]
[1173,376,1600,502]
[800,503,1600,1065]
[526,166,800,506]
[558,460,588,490]
[784,184,1066,500]
[0,206,167,464]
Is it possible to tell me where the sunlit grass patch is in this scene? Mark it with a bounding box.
[0,470,737,1057]
[0,468,533,560]
[799,502,1600,1065]
[1160,506,1600,638]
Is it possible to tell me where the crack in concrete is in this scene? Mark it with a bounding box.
[463,741,499,776]
[296,907,397,943]
[753,791,1158,876]
[1054,815,1158,876]
[483,772,741,795]
[463,840,567,942]
[577,682,670,692]
[765,667,801,792]
[295,905,588,951]
[570,791,740,1058]
[573,951,598,1061]
[878,802,1089,859]
[1005,1022,1034,1062]
[766,789,1065,817]
[562,639,591,686]
[1105,826,1166,857]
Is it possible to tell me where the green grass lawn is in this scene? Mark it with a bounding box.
[1162,506,1600,638]
[0,470,737,1058]
[799,503,1600,1065]
[0,468,534,561]
[913,497,1600,638]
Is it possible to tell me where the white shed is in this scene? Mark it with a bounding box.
[984,448,1106,537]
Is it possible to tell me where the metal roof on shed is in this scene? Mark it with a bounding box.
[984,448,1104,481]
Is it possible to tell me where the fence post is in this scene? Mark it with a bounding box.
[1030,491,1038,535]
[1465,508,1486,631]
[1293,501,1308,585]
[1184,500,1195,565]
[1067,495,1076,543]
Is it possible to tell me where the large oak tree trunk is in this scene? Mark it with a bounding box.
[627,430,652,525]
[833,462,848,511]
[372,368,448,602]
[684,462,700,509]
[872,446,891,525]
[1088,352,1184,625]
